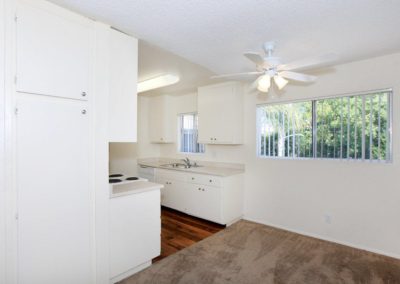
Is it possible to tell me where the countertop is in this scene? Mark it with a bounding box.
[138,158,245,177]
[110,181,163,198]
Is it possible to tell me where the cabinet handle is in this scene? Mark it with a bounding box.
[192,177,195,180]
[81,91,87,97]
[209,179,212,182]
[202,188,205,191]
[81,110,86,115]
[198,188,201,191]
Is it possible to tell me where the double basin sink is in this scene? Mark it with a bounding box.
[160,163,203,169]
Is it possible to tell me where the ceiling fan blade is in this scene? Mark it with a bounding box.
[244,52,267,67]
[279,71,317,82]
[278,53,337,72]
[211,71,263,80]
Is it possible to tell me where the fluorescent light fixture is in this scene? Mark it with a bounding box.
[257,74,271,92]
[138,74,180,93]
[273,75,288,90]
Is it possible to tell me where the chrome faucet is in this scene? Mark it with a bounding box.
[181,157,191,168]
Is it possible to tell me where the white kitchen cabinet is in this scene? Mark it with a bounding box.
[198,82,243,144]
[16,1,93,100]
[108,28,138,142]
[155,176,186,212]
[187,184,221,223]
[149,95,175,143]
[109,188,160,283]
[16,93,92,284]
[155,168,243,225]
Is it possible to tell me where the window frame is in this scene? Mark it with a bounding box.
[256,88,393,163]
[177,112,205,155]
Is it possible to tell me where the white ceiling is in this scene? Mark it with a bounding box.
[49,0,400,91]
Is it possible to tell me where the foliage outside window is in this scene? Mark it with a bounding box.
[179,113,205,154]
[257,90,391,162]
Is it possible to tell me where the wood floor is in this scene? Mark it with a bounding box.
[153,206,225,262]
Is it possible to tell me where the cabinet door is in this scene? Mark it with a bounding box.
[155,177,186,212]
[16,2,93,100]
[149,95,174,143]
[198,84,235,144]
[16,94,92,284]
[109,190,160,279]
[187,184,221,223]
[109,29,138,142]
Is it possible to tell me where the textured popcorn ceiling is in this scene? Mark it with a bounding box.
[49,0,400,81]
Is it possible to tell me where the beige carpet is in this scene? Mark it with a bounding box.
[121,220,400,284]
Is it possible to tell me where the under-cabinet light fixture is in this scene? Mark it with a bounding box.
[137,74,180,93]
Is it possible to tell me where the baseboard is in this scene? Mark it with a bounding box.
[226,215,243,227]
[109,261,151,284]
[243,216,400,260]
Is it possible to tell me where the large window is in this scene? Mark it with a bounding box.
[257,90,392,161]
[178,113,205,154]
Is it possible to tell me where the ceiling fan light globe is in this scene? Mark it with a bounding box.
[257,75,271,92]
[274,75,289,90]
[257,85,269,93]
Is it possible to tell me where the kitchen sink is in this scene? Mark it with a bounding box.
[160,163,203,169]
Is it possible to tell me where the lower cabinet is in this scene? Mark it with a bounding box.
[109,189,161,283]
[187,184,221,223]
[157,178,186,212]
[155,169,243,225]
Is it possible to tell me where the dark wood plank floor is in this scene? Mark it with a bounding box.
[153,207,225,262]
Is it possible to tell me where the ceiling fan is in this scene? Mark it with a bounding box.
[212,42,336,93]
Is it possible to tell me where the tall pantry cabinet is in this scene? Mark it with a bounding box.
[1,0,137,283]
[14,1,94,284]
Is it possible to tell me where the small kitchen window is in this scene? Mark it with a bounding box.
[178,113,205,154]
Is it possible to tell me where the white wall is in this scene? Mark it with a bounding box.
[0,0,6,282]
[93,22,112,284]
[242,53,400,258]
[139,52,400,258]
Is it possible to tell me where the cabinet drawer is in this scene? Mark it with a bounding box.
[155,169,186,182]
[187,173,221,187]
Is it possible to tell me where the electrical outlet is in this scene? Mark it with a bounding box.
[324,214,332,224]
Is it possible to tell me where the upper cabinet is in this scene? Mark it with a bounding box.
[149,95,175,143]
[108,29,138,142]
[198,82,243,144]
[16,1,93,100]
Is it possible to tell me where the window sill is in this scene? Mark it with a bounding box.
[256,155,392,164]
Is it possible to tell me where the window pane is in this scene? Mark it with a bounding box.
[258,101,313,158]
[316,92,390,161]
[179,113,205,154]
